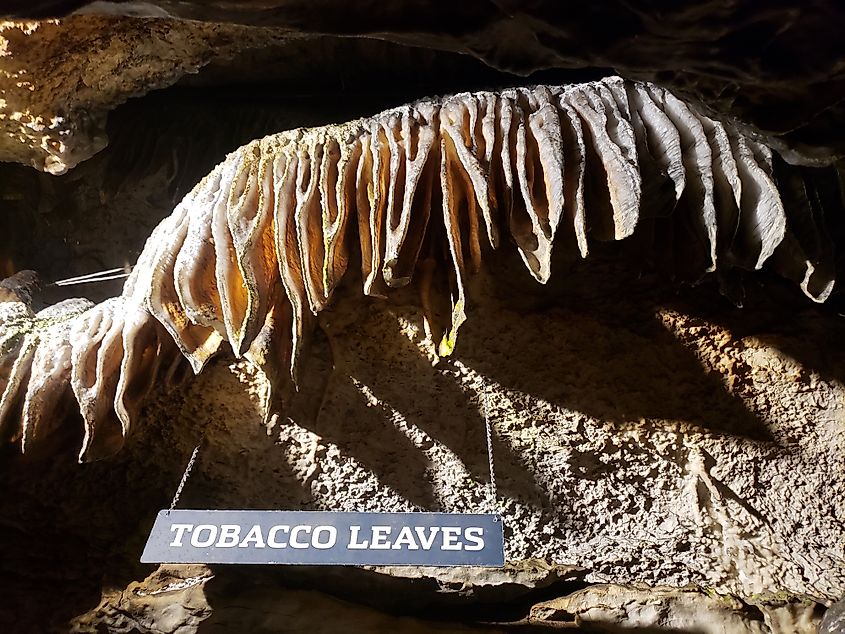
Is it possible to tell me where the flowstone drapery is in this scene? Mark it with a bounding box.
[0,77,838,462]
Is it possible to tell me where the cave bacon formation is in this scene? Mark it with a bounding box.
[0,77,837,462]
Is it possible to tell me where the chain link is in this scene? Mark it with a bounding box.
[168,440,202,513]
[482,392,498,513]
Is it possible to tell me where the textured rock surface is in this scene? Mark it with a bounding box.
[68,565,508,633]
[275,278,845,603]
[5,2,845,167]
[528,584,823,632]
[66,565,827,633]
[0,17,290,173]
[1,266,841,631]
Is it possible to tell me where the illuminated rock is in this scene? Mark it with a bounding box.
[0,78,837,461]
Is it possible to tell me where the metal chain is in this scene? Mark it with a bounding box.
[482,392,506,562]
[165,406,499,518]
[168,441,202,514]
[482,392,498,513]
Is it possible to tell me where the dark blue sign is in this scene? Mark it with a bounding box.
[141,510,504,567]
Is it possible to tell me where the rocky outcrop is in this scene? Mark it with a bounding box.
[66,565,826,633]
[0,17,291,174]
[529,584,823,633]
[1,78,839,465]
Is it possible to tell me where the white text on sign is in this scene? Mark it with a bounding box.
[142,510,504,567]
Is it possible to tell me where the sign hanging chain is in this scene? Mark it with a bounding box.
[482,392,498,514]
[168,439,203,514]
[164,398,502,516]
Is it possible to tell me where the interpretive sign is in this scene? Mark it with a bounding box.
[142,510,504,567]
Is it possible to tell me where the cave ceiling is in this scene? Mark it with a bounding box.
[2,1,845,173]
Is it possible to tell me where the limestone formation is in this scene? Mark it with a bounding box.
[529,585,823,632]
[0,272,186,458]
[0,17,291,174]
[0,77,839,463]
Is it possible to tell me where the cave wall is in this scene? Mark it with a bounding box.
[1,3,844,633]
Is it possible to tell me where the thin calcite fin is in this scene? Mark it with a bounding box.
[441,96,498,250]
[114,304,168,438]
[213,151,251,356]
[320,136,355,296]
[147,196,224,373]
[557,100,589,258]
[701,116,742,262]
[295,140,330,313]
[227,145,277,355]
[438,138,469,357]
[174,165,225,331]
[272,150,310,382]
[21,299,92,451]
[68,299,126,462]
[769,159,837,302]
[383,107,437,287]
[362,123,389,297]
[565,85,641,241]
[244,282,294,423]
